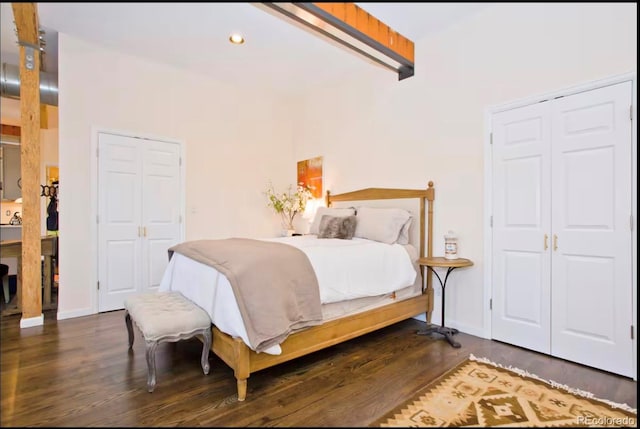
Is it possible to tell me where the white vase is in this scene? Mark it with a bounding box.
[281,228,296,237]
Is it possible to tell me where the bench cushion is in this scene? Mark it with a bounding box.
[124,292,211,342]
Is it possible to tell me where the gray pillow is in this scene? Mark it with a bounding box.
[310,207,356,235]
[317,215,357,240]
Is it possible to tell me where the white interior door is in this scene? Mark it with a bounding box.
[491,102,552,354]
[141,140,181,293]
[550,81,633,377]
[491,80,634,377]
[98,133,142,312]
[98,132,182,312]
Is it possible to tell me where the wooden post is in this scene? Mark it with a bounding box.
[12,3,42,325]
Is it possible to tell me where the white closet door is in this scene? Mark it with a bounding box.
[550,81,633,377]
[491,102,552,354]
[98,133,143,312]
[98,133,182,312]
[140,140,181,293]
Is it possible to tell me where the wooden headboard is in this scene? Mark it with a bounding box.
[325,181,435,260]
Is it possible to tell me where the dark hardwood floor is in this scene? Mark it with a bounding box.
[1,310,636,427]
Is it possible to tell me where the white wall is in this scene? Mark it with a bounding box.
[291,3,637,336]
[55,4,637,325]
[57,34,296,319]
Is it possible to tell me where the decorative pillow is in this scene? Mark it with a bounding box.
[396,216,413,245]
[309,207,356,235]
[317,215,357,239]
[354,207,412,244]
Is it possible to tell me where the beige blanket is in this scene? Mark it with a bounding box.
[168,238,322,352]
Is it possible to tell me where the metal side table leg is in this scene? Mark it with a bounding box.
[417,266,461,348]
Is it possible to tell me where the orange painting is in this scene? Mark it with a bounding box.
[297,156,323,199]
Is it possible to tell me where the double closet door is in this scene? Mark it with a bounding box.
[491,81,634,377]
[98,132,183,312]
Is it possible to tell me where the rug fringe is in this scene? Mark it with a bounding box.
[468,354,637,414]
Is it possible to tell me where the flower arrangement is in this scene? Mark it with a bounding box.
[265,182,313,232]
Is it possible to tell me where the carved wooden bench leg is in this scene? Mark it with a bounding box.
[125,311,134,348]
[145,340,159,393]
[201,328,212,375]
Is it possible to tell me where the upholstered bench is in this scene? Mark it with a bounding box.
[124,291,212,392]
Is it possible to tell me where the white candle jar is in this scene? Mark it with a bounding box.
[444,230,458,260]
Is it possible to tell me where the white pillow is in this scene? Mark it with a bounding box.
[396,216,413,245]
[309,207,356,235]
[354,207,412,244]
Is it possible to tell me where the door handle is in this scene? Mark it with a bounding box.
[138,226,142,237]
[544,234,548,250]
[143,226,147,237]
[553,234,558,251]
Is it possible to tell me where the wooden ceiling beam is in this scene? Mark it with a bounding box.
[313,3,414,64]
[11,2,43,326]
[261,3,415,80]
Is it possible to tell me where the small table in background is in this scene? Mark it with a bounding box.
[416,256,473,348]
[0,235,57,316]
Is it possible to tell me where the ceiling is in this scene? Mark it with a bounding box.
[0,3,488,96]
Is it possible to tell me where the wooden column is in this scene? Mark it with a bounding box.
[12,3,42,323]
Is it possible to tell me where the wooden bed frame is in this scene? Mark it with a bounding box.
[206,182,435,401]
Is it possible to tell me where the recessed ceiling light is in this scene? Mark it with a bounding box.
[229,33,245,45]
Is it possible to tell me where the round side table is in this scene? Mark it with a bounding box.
[416,256,473,348]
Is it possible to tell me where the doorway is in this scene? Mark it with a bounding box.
[97,131,184,312]
[486,74,636,378]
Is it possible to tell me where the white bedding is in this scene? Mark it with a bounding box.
[159,235,418,355]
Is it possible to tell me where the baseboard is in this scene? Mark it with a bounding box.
[20,314,44,328]
[447,319,487,338]
[56,307,95,320]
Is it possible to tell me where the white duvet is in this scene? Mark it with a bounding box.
[159,235,417,355]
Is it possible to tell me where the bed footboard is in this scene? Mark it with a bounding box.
[200,182,436,401]
[207,293,430,401]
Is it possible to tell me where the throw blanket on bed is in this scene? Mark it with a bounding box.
[168,238,322,353]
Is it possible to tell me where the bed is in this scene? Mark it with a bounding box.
[159,182,435,401]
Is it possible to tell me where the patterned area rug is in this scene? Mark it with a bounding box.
[376,354,637,427]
